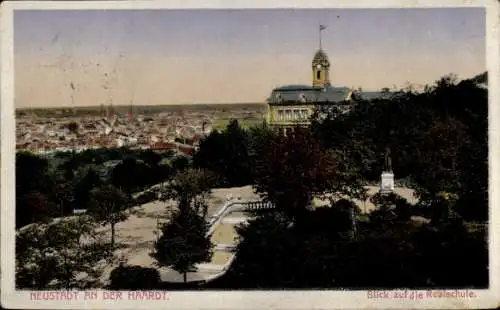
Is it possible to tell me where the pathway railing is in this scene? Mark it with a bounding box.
[206,199,275,236]
[158,198,276,283]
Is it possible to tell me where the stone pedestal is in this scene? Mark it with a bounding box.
[380,171,394,194]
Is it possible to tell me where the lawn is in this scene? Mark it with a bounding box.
[212,118,266,131]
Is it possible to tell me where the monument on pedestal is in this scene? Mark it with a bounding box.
[380,147,394,194]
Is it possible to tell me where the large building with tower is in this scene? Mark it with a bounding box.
[266,26,385,135]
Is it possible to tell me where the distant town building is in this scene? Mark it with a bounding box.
[266,26,385,135]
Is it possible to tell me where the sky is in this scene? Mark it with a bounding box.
[14,8,486,108]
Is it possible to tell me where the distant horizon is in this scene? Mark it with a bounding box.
[14,8,486,108]
[15,102,268,110]
[14,68,487,110]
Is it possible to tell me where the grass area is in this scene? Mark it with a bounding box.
[212,118,266,131]
[211,223,238,244]
[210,251,234,265]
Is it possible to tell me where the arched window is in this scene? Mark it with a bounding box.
[317,70,321,79]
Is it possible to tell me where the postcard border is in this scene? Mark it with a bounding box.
[2,1,499,309]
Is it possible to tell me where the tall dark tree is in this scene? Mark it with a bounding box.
[194,119,252,187]
[111,157,149,196]
[223,119,252,186]
[159,168,214,217]
[151,208,212,284]
[16,152,59,228]
[152,168,214,283]
[253,127,366,224]
[73,167,102,210]
[16,152,52,198]
[247,121,277,180]
[16,191,58,228]
[412,117,471,201]
[87,184,130,248]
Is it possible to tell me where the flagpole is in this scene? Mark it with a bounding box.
[319,25,322,50]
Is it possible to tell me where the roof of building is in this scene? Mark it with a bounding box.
[273,84,315,91]
[268,84,352,104]
[266,47,391,105]
[355,91,394,101]
[312,49,330,66]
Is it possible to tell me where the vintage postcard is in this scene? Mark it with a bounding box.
[1,0,499,309]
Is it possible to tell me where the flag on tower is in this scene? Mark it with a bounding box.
[319,24,327,31]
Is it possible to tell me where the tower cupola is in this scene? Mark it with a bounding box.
[312,49,330,88]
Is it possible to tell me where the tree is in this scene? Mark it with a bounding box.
[111,157,149,196]
[222,119,252,186]
[160,168,214,217]
[194,119,252,187]
[152,168,214,283]
[16,191,59,228]
[253,127,366,224]
[73,166,102,210]
[247,121,277,181]
[16,215,113,289]
[193,131,226,184]
[87,185,130,248]
[151,208,212,283]
[16,152,53,199]
[209,207,487,289]
[48,168,75,217]
[413,117,472,202]
[109,264,161,290]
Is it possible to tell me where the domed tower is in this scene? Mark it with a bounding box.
[312,49,330,88]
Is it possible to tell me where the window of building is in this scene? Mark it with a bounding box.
[317,70,321,80]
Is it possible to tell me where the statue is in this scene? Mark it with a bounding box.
[380,147,395,194]
[384,147,392,172]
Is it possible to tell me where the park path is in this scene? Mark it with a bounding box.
[94,185,418,284]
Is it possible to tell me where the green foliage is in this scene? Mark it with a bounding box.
[16,147,178,228]
[111,157,150,195]
[73,166,103,209]
[252,127,366,223]
[109,264,161,290]
[87,185,130,247]
[16,191,59,228]
[16,215,113,289]
[151,208,213,283]
[15,73,489,290]
[160,168,214,216]
[153,168,214,282]
[369,192,414,223]
[16,152,71,228]
[247,122,278,180]
[210,211,487,289]
[194,119,252,187]
[312,75,487,221]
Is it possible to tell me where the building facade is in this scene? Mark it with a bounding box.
[266,47,356,135]
[266,39,397,136]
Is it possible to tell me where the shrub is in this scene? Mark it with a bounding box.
[109,265,161,290]
[370,192,414,221]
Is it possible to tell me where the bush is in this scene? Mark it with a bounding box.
[212,211,488,289]
[109,265,161,290]
[301,200,360,235]
[133,190,158,206]
[370,192,414,221]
